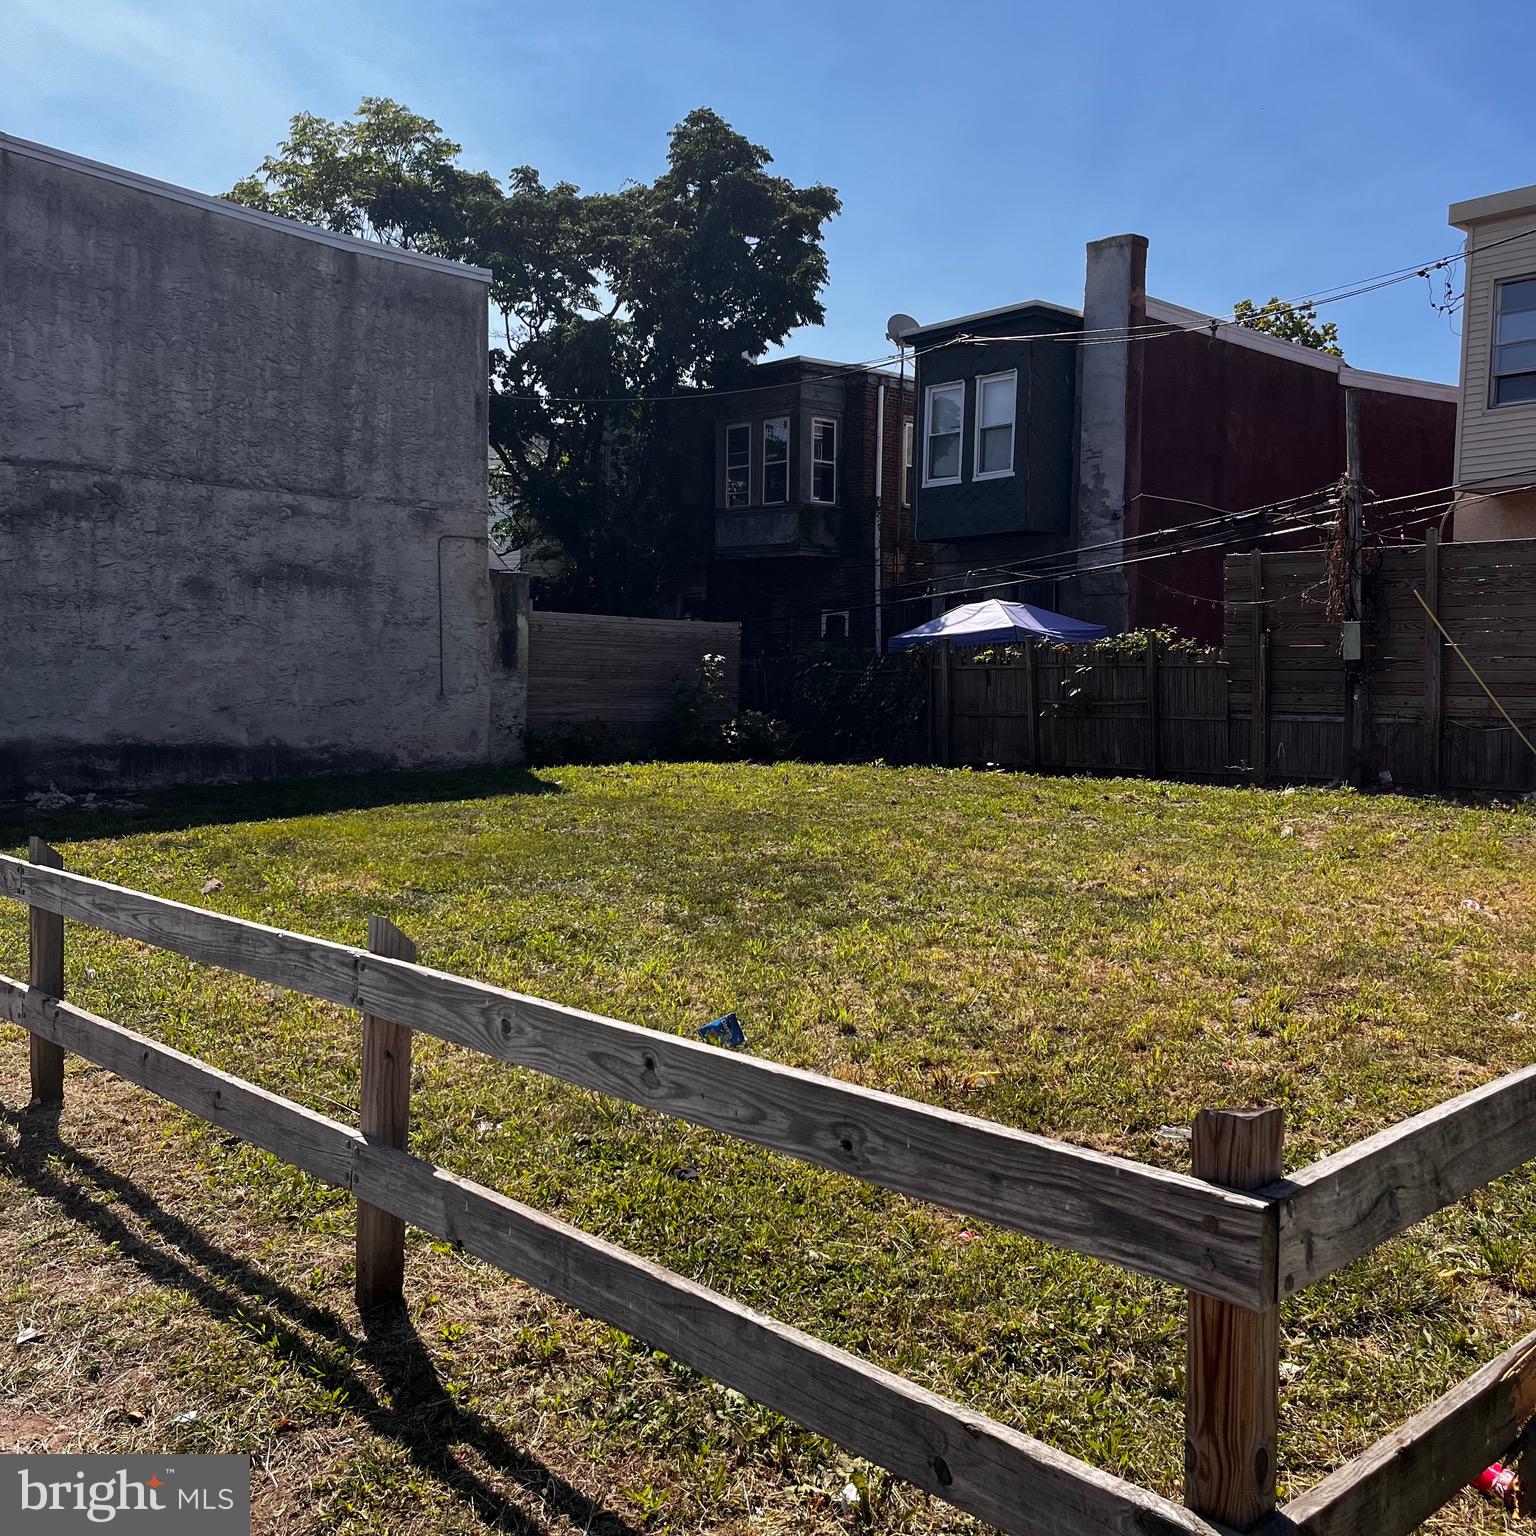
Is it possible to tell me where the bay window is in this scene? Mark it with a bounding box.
[763,417,789,504]
[724,423,750,507]
[811,418,837,503]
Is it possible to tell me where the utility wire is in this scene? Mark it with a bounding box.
[500,229,1536,407]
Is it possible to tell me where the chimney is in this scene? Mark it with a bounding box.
[1072,233,1148,633]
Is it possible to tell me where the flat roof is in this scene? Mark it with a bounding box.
[1,132,493,283]
[898,299,1083,341]
[1449,184,1536,229]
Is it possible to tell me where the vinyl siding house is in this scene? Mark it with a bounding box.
[1449,185,1536,538]
[902,236,1457,642]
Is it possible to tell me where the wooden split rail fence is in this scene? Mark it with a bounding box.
[3,840,1536,1534]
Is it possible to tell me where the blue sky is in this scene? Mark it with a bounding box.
[7,0,1533,383]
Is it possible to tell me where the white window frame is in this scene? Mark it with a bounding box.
[724,422,751,508]
[973,369,1017,481]
[901,419,914,507]
[761,416,790,505]
[1491,277,1536,409]
[922,382,964,487]
[810,417,838,504]
[820,609,850,640]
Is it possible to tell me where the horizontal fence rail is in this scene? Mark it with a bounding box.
[9,848,1536,1534]
[0,976,1223,1536]
[1272,1063,1536,1295]
[1270,1330,1536,1536]
[0,854,1275,1308]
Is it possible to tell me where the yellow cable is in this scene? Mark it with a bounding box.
[1413,588,1536,760]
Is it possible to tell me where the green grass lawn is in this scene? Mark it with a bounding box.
[2,762,1535,1534]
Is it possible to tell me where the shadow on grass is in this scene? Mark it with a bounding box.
[0,1102,641,1536]
[0,766,563,847]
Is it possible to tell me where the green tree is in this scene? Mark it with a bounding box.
[1231,296,1343,358]
[227,97,503,255]
[228,102,839,614]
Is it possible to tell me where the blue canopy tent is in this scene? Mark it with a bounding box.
[887,598,1108,653]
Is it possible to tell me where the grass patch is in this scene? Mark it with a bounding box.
[2,762,1535,1533]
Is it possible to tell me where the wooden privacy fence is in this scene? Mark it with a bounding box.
[934,641,1232,779]
[1226,534,1536,792]
[7,841,1536,1533]
[932,536,1536,793]
[526,609,741,753]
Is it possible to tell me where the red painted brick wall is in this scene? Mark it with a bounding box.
[1131,332,1455,643]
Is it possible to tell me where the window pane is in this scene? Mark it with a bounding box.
[813,420,835,461]
[763,461,788,504]
[763,417,788,462]
[1501,278,1536,315]
[1495,371,1536,405]
[979,423,1013,474]
[978,374,1015,429]
[724,424,750,507]
[928,432,960,480]
[1496,340,1536,376]
[929,385,962,434]
[813,462,835,502]
[1498,308,1536,345]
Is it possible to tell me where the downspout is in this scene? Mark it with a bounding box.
[874,383,886,655]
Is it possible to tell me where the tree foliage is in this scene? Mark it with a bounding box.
[227,100,839,613]
[1232,296,1343,358]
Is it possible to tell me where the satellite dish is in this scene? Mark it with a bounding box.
[886,313,919,346]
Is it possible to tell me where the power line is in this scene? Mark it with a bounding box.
[498,228,1536,408]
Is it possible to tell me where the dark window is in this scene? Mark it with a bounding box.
[811,418,837,503]
[820,609,849,641]
[763,416,789,504]
[1494,278,1536,406]
[725,424,750,507]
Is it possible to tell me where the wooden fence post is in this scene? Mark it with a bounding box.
[1185,1106,1283,1530]
[27,838,66,1106]
[1424,527,1443,791]
[1023,643,1040,769]
[937,640,953,767]
[356,915,417,1313]
[1145,637,1161,776]
[1249,551,1268,786]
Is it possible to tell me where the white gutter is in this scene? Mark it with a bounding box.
[874,384,886,656]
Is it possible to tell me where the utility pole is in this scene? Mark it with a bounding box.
[1341,388,1365,786]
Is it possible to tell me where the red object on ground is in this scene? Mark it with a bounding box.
[1474,1462,1518,1508]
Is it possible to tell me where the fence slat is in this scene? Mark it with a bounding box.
[0,854,1276,1307]
[356,916,417,1313]
[0,974,1223,1536]
[1275,1062,1536,1295]
[26,837,66,1105]
[1273,1328,1536,1536]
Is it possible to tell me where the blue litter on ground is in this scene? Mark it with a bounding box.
[698,1012,746,1048]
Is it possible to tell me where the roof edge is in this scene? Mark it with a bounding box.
[1,132,494,283]
[1146,297,1455,399]
[1449,184,1536,229]
[899,299,1083,341]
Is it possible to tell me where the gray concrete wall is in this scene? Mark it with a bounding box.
[0,135,501,795]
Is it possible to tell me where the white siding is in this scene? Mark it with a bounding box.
[1457,210,1536,487]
